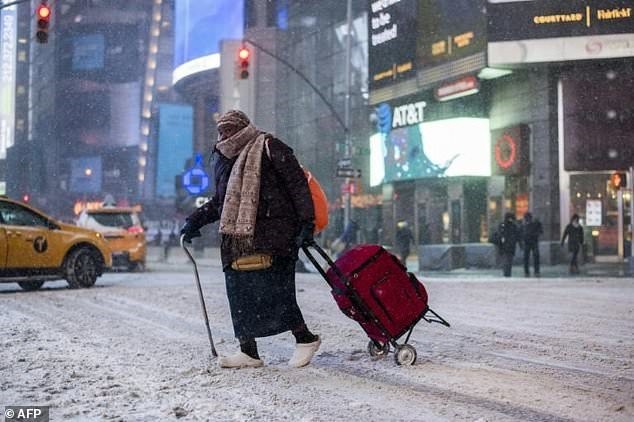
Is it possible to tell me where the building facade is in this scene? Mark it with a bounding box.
[5,0,177,222]
[253,0,633,266]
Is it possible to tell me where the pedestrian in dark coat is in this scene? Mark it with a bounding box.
[180,110,320,369]
[521,212,543,277]
[395,220,415,266]
[494,212,521,277]
[561,214,584,274]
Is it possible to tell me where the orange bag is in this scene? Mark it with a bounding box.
[303,168,329,234]
[265,138,329,233]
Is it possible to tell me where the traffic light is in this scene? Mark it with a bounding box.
[237,46,250,79]
[610,172,627,189]
[36,2,51,44]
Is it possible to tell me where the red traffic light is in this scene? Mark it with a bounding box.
[238,47,250,60]
[37,4,51,19]
[237,46,250,79]
[36,2,51,44]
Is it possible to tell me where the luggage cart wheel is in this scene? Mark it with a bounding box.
[367,340,390,358]
[394,345,417,366]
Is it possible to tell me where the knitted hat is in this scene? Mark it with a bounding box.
[217,110,250,130]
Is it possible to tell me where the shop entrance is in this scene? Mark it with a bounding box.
[569,173,632,261]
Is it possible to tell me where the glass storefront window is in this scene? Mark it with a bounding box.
[570,173,620,256]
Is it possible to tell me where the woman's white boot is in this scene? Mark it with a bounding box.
[288,336,321,368]
[218,351,264,368]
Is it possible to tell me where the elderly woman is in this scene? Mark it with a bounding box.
[180,110,320,368]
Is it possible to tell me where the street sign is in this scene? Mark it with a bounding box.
[337,157,352,168]
[341,181,360,194]
[336,167,361,178]
[183,167,209,195]
[182,154,210,195]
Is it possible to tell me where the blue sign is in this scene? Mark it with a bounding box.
[376,103,392,134]
[156,103,193,197]
[182,154,209,195]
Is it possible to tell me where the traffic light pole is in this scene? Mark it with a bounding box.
[0,0,30,11]
[242,38,347,135]
[343,0,353,229]
[244,0,355,229]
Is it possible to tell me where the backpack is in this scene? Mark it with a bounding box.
[303,167,329,234]
[265,138,329,234]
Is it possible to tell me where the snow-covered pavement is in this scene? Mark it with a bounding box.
[1,267,632,421]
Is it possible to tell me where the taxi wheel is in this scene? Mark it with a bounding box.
[65,247,99,289]
[18,280,45,291]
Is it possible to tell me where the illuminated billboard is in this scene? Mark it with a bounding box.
[0,5,17,159]
[488,0,634,64]
[417,0,486,68]
[174,0,244,83]
[368,0,486,93]
[156,104,193,197]
[71,34,105,71]
[59,24,142,83]
[370,116,491,186]
[368,0,418,90]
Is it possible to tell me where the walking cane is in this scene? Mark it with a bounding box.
[180,235,218,358]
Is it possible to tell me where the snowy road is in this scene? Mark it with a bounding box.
[1,266,633,421]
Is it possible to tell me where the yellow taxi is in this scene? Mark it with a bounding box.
[76,206,146,271]
[0,196,112,291]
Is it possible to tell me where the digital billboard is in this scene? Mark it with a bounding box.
[488,0,634,64]
[71,34,105,71]
[174,0,244,83]
[417,0,486,67]
[0,5,17,160]
[491,125,530,176]
[370,115,491,186]
[59,24,142,82]
[156,104,193,197]
[368,0,487,93]
[368,0,418,90]
[488,0,634,41]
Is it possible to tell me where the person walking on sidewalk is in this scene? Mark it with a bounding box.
[561,214,584,274]
[180,110,320,369]
[332,219,359,258]
[494,212,521,277]
[395,220,415,267]
[521,212,543,277]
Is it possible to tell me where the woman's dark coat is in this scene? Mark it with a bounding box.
[561,223,584,252]
[186,135,314,268]
[496,220,521,255]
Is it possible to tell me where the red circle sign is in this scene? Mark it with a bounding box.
[495,133,517,170]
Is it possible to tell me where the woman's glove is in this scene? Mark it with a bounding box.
[295,223,315,248]
[180,221,202,243]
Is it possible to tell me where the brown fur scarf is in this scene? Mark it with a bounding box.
[215,124,266,256]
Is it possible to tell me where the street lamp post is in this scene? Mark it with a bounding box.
[343,0,353,228]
